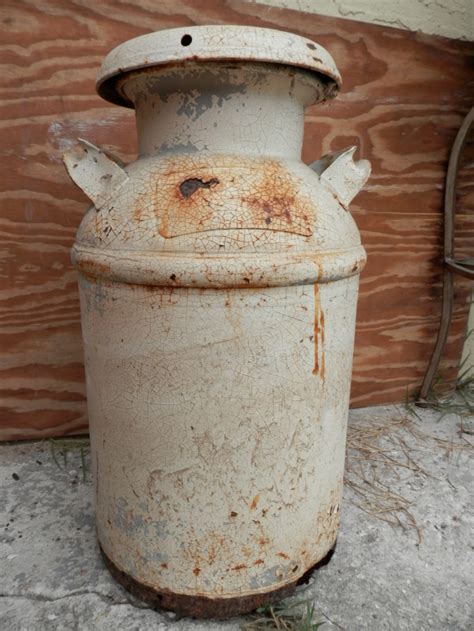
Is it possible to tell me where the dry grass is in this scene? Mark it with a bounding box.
[242,600,326,631]
[344,401,473,544]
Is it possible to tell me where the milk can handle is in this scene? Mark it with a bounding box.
[63,139,128,209]
[308,146,371,209]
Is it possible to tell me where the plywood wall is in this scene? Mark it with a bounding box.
[1,0,473,440]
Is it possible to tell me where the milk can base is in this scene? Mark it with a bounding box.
[100,543,336,619]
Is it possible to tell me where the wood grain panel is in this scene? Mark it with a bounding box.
[1,0,473,439]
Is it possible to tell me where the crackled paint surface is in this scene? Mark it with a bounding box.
[66,25,370,612]
[81,279,358,596]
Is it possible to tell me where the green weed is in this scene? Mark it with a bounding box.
[242,599,326,631]
[49,437,90,482]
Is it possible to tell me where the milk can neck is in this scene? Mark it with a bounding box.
[120,64,323,160]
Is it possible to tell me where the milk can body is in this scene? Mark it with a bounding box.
[65,25,370,618]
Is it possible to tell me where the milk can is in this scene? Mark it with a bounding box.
[64,25,370,618]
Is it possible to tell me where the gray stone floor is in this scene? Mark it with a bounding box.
[1,404,473,630]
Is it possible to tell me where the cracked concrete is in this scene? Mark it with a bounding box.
[1,403,473,630]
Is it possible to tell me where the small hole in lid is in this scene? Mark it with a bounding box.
[181,34,192,46]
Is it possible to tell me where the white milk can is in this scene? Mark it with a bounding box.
[64,25,370,618]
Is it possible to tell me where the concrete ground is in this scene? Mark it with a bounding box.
[1,403,473,631]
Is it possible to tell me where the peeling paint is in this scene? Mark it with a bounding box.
[179,177,219,199]
[69,24,368,618]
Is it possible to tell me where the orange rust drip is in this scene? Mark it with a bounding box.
[249,493,260,511]
[159,202,169,238]
[312,285,320,375]
[320,309,326,379]
[312,285,325,378]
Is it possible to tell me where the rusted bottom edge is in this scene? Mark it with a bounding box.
[100,542,336,619]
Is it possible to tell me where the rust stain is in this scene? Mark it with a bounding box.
[158,164,220,238]
[102,543,302,618]
[160,562,168,569]
[131,187,153,227]
[241,160,313,236]
[231,564,248,571]
[320,309,326,380]
[151,155,314,239]
[250,494,260,511]
[208,545,217,565]
[134,204,143,222]
[253,559,264,565]
[312,285,320,375]
[277,552,290,559]
[159,196,169,237]
[312,284,325,379]
[182,529,236,574]
[82,260,111,281]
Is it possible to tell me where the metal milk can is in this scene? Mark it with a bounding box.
[64,25,370,618]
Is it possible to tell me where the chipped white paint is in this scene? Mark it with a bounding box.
[63,140,128,210]
[65,25,370,616]
[96,24,341,105]
[310,147,370,210]
[252,0,473,41]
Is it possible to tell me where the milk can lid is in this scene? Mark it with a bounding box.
[96,25,341,108]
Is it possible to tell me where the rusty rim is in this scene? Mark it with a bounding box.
[100,542,336,619]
